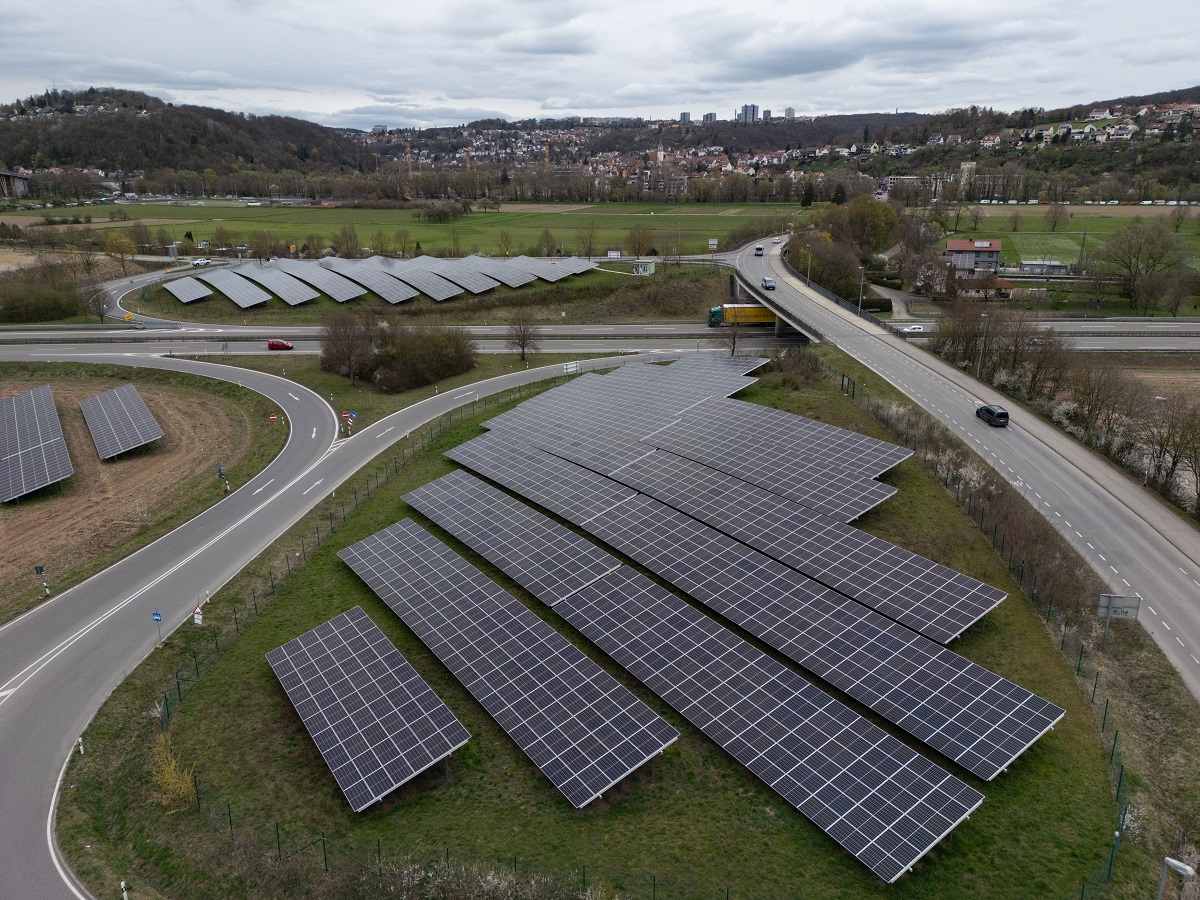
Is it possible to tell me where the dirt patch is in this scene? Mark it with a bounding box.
[0,379,248,612]
[0,215,201,230]
[978,204,1185,219]
[0,248,38,273]
[489,203,593,213]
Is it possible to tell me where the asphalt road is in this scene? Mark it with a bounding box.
[0,345,689,899]
[744,244,1200,705]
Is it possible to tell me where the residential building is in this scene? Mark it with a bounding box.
[702,112,717,124]
[785,107,795,119]
[736,104,759,124]
[680,112,691,124]
[945,239,1002,273]
[762,109,772,121]
[1019,259,1070,276]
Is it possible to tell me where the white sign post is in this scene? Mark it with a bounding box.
[1097,593,1140,644]
[563,361,579,375]
[193,604,204,626]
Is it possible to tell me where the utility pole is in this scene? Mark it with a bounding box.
[976,313,989,378]
[857,267,865,314]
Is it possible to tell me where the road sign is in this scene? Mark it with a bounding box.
[563,361,580,374]
[342,412,350,419]
[124,312,134,321]
[193,605,204,626]
[1097,593,1141,644]
[349,412,356,419]
[708,239,719,250]
[152,611,162,622]
[269,414,277,422]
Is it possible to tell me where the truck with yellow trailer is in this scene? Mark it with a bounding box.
[707,304,776,327]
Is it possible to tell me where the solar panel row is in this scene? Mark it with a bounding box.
[405,255,500,294]
[459,255,537,288]
[363,257,463,302]
[273,259,368,302]
[320,258,419,304]
[162,277,212,303]
[338,520,678,808]
[232,264,319,306]
[266,606,470,812]
[0,385,74,503]
[79,384,164,460]
[403,471,983,883]
[194,269,271,308]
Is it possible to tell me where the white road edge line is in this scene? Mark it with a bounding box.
[49,750,89,900]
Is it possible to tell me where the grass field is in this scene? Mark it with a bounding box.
[58,348,1117,900]
[132,262,725,326]
[10,201,802,259]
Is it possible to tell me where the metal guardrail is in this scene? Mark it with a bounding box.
[733,272,825,342]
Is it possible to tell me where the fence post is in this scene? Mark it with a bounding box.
[1076,643,1084,675]
[321,831,328,872]
[193,651,200,679]
[227,802,233,837]
[276,822,282,861]
[194,774,200,810]
[1110,730,1119,763]
[1101,698,1110,731]
[1091,671,1099,703]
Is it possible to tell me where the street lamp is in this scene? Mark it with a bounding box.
[857,267,865,315]
[1146,395,1168,486]
[975,313,989,379]
[1155,857,1194,900]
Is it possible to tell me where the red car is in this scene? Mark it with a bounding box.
[267,339,294,351]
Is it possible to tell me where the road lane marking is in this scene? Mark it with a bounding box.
[301,478,324,495]
[1122,579,1130,587]
[1087,543,1095,549]
[1180,567,1187,573]
[1110,566,1119,574]
[378,426,394,438]
[1164,622,1172,631]
[311,427,316,438]
[252,478,275,495]
[1192,655,1200,665]
[1099,554,1106,561]
[1148,605,1158,615]
[288,392,299,401]
[1178,637,1185,646]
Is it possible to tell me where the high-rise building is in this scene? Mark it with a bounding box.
[785,107,795,120]
[736,104,759,124]
[680,112,691,124]
[762,109,772,121]
[702,112,717,124]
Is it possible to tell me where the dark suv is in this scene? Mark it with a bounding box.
[976,404,1009,427]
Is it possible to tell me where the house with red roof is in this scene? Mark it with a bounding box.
[945,239,1002,273]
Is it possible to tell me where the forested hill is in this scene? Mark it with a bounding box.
[0,87,362,174]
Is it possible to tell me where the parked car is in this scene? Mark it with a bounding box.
[761,277,776,290]
[976,404,1009,427]
[267,339,294,351]
[190,257,211,267]
[902,324,925,333]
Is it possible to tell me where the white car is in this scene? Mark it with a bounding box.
[772,237,781,244]
[190,258,212,267]
[902,324,925,333]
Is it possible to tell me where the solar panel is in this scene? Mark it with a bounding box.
[663,354,771,378]
[582,494,1063,781]
[363,257,463,302]
[404,255,501,294]
[510,256,574,282]
[0,384,74,502]
[232,263,319,306]
[265,606,470,812]
[601,449,1007,642]
[273,259,368,302]
[194,269,271,308]
[443,442,1062,780]
[320,258,419,304]
[162,276,212,303]
[338,520,678,807]
[558,568,984,884]
[79,384,164,460]
[405,469,621,605]
[459,255,537,288]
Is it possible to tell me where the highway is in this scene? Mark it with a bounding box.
[744,245,1200,706]
[0,342,695,899]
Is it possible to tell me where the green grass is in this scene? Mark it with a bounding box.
[946,216,1200,268]
[59,356,1116,899]
[14,200,802,258]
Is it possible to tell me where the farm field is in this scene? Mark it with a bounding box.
[8,201,802,258]
[58,348,1117,900]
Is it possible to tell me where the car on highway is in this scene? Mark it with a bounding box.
[754,245,764,256]
[761,277,776,290]
[267,339,294,351]
[902,324,925,333]
[772,237,781,244]
[190,258,211,267]
[976,404,1009,427]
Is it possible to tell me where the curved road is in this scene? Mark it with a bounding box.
[0,342,693,899]
[744,244,1200,704]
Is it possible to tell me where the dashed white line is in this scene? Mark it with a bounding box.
[288,392,299,401]
[1148,605,1158,615]
[1177,637,1185,647]
[1110,565,1119,574]
[1163,622,1172,631]
[378,426,394,438]
[1099,554,1107,561]
[1122,579,1130,587]
[1180,567,1187,574]
[1192,655,1200,665]
[1065,521,1072,528]
[1087,543,1095,549]
[1075,531,1083,537]
[311,428,316,438]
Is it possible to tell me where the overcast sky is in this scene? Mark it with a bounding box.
[3,0,1196,130]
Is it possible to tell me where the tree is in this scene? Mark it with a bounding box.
[247,230,278,261]
[712,318,746,357]
[831,184,847,205]
[625,224,654,258]
[369,230,393,257]
[303,233,325,258]
[497,228,513,257]
[1043,204,1070,232]
[1009,210,1021,232]
[574,220,599,258]
[330,225,361,258]
[394,228,412,257]
[1100,220,1188,311]
[505,308,542,361]
[104,233,136,275]
[1167,204,1191,234]
[319,309,380,382]
[81,285,112,322]
[538,227,557,257]
[800,181,815,207]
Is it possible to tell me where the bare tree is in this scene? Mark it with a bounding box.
[1009,210,1021,233]
[319,309,379,382]
[712,319,746,357]
[104,233,136,275]
[574,220,600,258]
[247,230,279,262]
[330,225,361,259]
[394,229,412,257]
[1167,204,1191,234]
[505,308,543,361]
[303,233,325,258]
[497,229,513,257]
[1043,204,1070,232]
[538,228,557,257]
[369,230,393,257]
[1101,220,1188,310]
[967,205,982,230]
[625,224,655,258]
[81,286,112,323]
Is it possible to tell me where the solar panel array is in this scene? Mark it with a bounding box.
[510,256,574,282]
[320,258,419,304]
[273,259,368,302]
[232,263,319,306]
[412,465,1063,781]
[405,254,501,294]
[194,269,271,308]
[339,520,678,807]
[79,384,164,460]
[459,255,537,288]
[559,569,984,885]
[1,385,74,502]
[363,257,464,302]
[163,276,212,303]
[403,471,984,882]
[266,606,470,812]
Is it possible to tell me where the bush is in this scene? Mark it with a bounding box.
[0,262,83,322]
[373,325,478,393]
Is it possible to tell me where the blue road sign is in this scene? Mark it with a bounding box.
[152,611,162,622]
[349,412,357,419]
